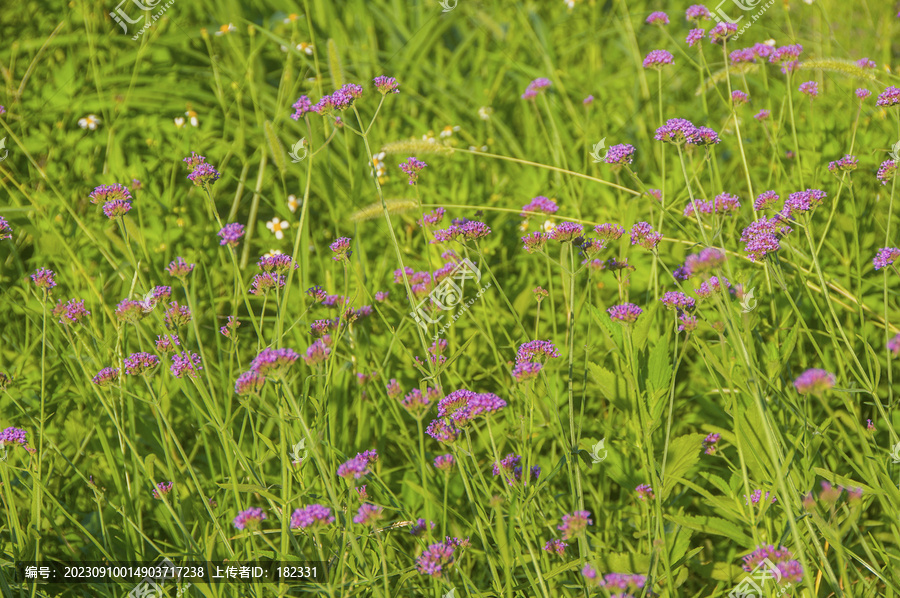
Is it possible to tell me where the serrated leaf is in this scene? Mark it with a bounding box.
[587,362,618,402]
[589,303,623,352]
[632,303,656,351]
[648,336,671,392]
[661,433,706,500]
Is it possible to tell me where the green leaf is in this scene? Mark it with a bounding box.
[664,513,752,545]
[661,433,706,500]
[632,303,656,351]
[265,120,286,175]
[589,303,623,352]
[648,335,672,392]
[587,361,618,402]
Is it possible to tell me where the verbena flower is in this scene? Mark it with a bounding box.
[643,49,674,69]
[547,221,584,242]
[874,247,900,270]
[0,216,11,240]
[876,85,900,107]
[516,340,561,364]
[234,370,265,396]
[799,81,818,98]
[166,257,194,279]
[686,28,705,47]
[416,538,461,577]
[828,155,857,173]
[520,196,559,218]
[781,188,827,217]
[731,90,749,105]
[793,368,835,395]
[741,216,791,262]
[250,347,299,378]
[92,367,120,387]
[250,272,286,295]
[419,207,445,227]
[290,95,313,120]
[654,118,697,144]
[702,433,720,455]
[220,315,240,338]
[754,190,780,210]
[608,303,642,323]
[877,160,897,185]
[124,352,160,375]
[102,200,132,219]
[695,276,731,299]
[399,157,427,185]
[433,454,454,471]
[856,57,876,69]
[170,351,202,379]
[745,489,776,505]
[521,77,551,100]
[492,453,540,486]
[59,299,91,326]
[690,126,721,146]
[338,450,378,479]
[522,231,546,253]
[89,184,132,205]
[233,507,266,530]
[594,223,625,241]
[754,109,770,121]
[155,334,180,353]
[888,333,900,357]
[856,88,871,99]
[164,302,192,329]
[0,427,35,454]
[115,299,146,323]
[557,510,592,540]
[678,314,698,332]
[605,144,635,166]
[645,11,668,25]
[426,418,460,444]
[636,484,655,500]
[353,503,384,525]
[218,223,245,247]
[330,237,353,262]
[770,44,802,64]
[287,504,335,530]
[303,338,331,366]
[685,5,711,21]
[433,219,492,243]
[187,162,221,187]
[542,539,568,556]
[373,75,400,94]
[741,545,804,584]
[31,268,56,291]
[629,221,662,249]
[660,292,696,312]
[708,22,737,43]
[730,48,756,64]
[152,482,174,499]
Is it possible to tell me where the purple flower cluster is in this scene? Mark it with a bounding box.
[353,503,384,525]
[291,504,335,528]
[740,216,792,261]
[793,368,836,395]
[373,75,400,95]
[152,481,174,499]
[708,22,737,43]
[643,49,674,69]
[685,5,711,21]
[434,454,454,471]
[399,157,427,185]
[520,196,559,218]
[702,433,720,455]
[660,291,696,312]
[312,83,365,114]
[92,367,120,387]
[89,184,134,220]
[629,221,662,249]
[164,301,192,329]
[547,222,583,242]
[798,81,818,98]
[605,144,635,166]
[745,489,776,505]
[558,510,592,540]
[608,303,642,323]
[683,193,741,217]
[124,352,159,375]
[492,453,541,486]
[876,85,900,107]
[686,28,705,47]
[218,223,245,247]
[170,351,203,379]
[742,545,804,584]
[419,207,445,227]
[57,299,91,326]
[233,507,266,530]
[416,537,467,577]
[290,95,313,120]
[166,257,194,279]
[636,483,655,500]
[433,219,492,243]
[542,539,568,556]
[31,268,56,292]
[695,276,731,299]
[250,347,299,379]
[0,216,11,240]
[877,160,897,186]
[0,427,34,453]
[516,340,561,364]
[184,154,220,187]
[338,450,378,479]
[521,77,551,100]
[645,11,668,25]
